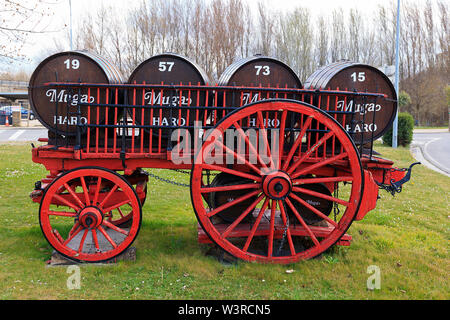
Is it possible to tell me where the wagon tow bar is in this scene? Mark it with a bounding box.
[375,162,421,196]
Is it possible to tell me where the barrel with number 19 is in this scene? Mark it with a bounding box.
[29,50,124,137]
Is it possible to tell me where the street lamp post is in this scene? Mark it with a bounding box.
[69,0,73,51]
[392,0,401,148]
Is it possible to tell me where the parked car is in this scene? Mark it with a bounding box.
[0,106,34,120]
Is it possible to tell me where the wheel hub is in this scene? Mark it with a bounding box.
[79,206,103,229]
[262,171,292,200]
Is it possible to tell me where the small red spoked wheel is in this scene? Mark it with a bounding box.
[191,99,363,263]
[39,167,142,262]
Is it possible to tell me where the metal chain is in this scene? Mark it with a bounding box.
[172,169,191,175]
[276,201,289,256]
[145,168,221,189]
[333,182,340,221]
[147,170,190,188]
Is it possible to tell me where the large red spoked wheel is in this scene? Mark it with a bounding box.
[39,167,142,262]
[191,99,364,263]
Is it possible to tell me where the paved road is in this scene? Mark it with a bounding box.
[412,131,450,177]
[0,127,47,142]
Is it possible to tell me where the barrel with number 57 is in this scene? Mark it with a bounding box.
[127,53,210,138]
[304,60,397,144]
[28,50,124,136]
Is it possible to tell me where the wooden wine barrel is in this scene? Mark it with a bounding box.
[127,53,210,137]
[215,55,302,142]
[218,55,303,108]
[304,60,397,144]
[29,50,124,136]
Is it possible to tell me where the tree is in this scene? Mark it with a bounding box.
[399,90,411,108]
[0,0,59,63]
[35,0,447,128]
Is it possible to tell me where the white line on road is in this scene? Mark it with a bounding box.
[423,137,450,174]
[8,130,25,140]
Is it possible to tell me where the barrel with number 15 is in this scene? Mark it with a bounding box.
[304,60,397,144]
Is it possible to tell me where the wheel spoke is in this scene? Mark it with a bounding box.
[293,176,354,185]
[117,207,125,218]
[80,176,90,206]
[103,199,131,213]
[292,186,350,207]
[257,111,274,169]
[287,131,335,175]
[102,220,129,236]
[290,152,348,179]
[289,192,338,228]
[78,228,89,253]
[201,164,262,182]
[214,139,262,175]
[207,189,262,218]
[233,121,269,170]
[92,177,102,205]
[52,194,81,212]
[242,197,270,252]
[200,183,260,194]
[63,223,83,246]
[48,210,77,217]
[278,200,296,256]
[222,194,265,238]
[68,221,81,237]
[99,184,119,208]
[282,116,313,171]
[285,198,321,247]
[278,110,287,170]
[91,228,100,251]
[98,226,117,248]
[63,183,85,208]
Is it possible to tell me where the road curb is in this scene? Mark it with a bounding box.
[413,128,449,133]
[0,126,45,130]
[410,142,450,177]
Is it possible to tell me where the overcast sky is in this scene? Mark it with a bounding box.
[3,0,399,74]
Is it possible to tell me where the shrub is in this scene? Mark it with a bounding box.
[382,112,415,147]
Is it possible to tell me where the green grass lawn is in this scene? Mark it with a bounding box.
[0,141,448,299]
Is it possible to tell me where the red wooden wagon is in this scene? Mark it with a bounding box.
[29,52,418,264]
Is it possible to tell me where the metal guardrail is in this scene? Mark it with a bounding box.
[0,80,28,89]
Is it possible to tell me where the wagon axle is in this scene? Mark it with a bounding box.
[262,171,292,200]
